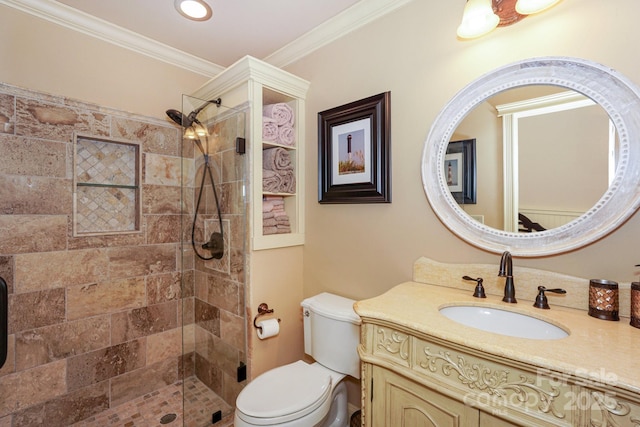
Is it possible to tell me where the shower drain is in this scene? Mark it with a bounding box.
[160,413,177,424]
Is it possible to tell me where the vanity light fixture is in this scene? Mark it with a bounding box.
[458,0,563,39]
[515,0,562,14]
[174,0,212,21]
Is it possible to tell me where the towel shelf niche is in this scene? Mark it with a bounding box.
[190,56,310,250]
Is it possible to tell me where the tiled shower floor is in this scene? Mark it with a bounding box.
[70,377,234,427]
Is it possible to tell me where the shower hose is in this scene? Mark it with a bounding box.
[192,156,224,261]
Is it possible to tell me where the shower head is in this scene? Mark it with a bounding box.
[165,98,222,129]
[166,109,187,127]
[166,98,222,157]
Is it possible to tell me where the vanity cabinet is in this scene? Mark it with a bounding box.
[359,322,576,427]
[359,319,640,426]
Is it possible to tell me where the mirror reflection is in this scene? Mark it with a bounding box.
[448,86,616,233]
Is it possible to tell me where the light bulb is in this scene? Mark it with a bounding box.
[183,127,197,140]
[457,0,500,39]
[194,123,209,137]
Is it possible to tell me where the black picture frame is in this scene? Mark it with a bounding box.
[445,139,476,204]
[318,92,391,204]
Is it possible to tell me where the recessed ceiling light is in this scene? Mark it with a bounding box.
[174,0,212,21]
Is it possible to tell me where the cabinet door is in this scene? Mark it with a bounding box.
[371,366,478,427]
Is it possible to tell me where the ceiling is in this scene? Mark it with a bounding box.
[2,0,413,76]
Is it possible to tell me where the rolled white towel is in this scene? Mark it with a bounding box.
[263,147,292,171]
[263,169,284,193]
[263,103,294,126]
[277,169,296,194]
[278,124,295,147]
[262,117,279,142]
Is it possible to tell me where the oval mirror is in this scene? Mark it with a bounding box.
[422,57,640,256]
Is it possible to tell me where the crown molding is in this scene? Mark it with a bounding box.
[1,0,412,75]
[0,0,225,77]
[265,0,414,68]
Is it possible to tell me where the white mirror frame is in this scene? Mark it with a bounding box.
[422,57,640,256]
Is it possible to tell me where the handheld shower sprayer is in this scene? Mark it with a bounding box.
[165,97,224,260]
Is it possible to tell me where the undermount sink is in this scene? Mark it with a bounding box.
[439,305,569,340]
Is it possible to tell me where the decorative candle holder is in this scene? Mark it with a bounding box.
[631,282,640,329]
[588,279,619,321]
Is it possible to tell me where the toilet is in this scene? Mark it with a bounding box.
[234,293,361,427]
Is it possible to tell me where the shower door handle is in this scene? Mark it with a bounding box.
[0,277,7,369]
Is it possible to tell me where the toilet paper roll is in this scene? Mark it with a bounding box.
[256,318,280,339]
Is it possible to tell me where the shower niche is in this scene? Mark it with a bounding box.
[72,133,142,236]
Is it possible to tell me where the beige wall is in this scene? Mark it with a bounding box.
[249,248,304,377]
[286,0,640,302]
[0,5,208,119]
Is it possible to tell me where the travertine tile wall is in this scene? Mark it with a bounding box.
[0,82,247,426]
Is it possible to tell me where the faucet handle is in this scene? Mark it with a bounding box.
[533,286,567,309]
[462,276,487,298]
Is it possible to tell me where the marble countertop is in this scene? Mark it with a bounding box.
[354,281,640,395]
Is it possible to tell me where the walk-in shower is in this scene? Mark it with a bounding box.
[169,95,248,425]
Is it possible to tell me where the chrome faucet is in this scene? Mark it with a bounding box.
[498,251,517,303]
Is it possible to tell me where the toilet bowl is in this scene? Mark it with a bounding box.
[234,293,361,427]
[234,361,348,427]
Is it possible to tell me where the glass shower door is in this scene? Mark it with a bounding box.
[180,94,248,426]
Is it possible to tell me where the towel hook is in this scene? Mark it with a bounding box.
[253,303,281,332]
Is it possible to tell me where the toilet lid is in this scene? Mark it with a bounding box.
[236,361,332,422]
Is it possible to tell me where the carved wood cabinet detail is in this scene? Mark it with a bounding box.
[358,321,640,426]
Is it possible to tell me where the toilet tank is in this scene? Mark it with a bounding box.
[301,293,361,379]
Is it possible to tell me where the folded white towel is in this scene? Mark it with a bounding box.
[263,226,278,235]
[264,195,285,204]
[276,225,291,234]
[263,103,294,126]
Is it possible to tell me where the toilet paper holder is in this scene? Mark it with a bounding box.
[253,303,281,332]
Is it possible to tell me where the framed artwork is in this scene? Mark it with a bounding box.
[318,92,391,203]
[446,138,476,204]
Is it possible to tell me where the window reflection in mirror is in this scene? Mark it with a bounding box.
[449,86,616,233]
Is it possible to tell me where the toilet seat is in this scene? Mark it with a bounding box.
[235,361,333,425]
